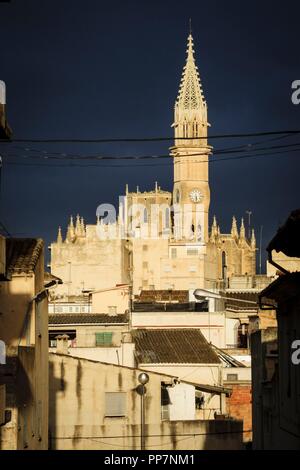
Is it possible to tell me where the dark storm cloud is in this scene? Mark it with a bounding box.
[0,0,299,268]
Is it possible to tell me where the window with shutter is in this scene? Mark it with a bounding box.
[105,392,127,417]
[95,332,113,347]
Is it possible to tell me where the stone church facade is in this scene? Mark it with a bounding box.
[50,33,256,297]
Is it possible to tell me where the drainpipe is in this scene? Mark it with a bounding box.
[220,392,226,415]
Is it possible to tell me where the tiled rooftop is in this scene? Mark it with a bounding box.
[6,238,43,276]
[133,328,221,364]
[49,313,129,325]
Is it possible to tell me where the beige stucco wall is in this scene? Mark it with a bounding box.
[49,342,135,368]
[51,226,130,297]
[49,353,242,450]
[138,363,221,387]
[49,323,128,348]
[0,251,48,450]
[91,286,129,314]
[267,251,300,276]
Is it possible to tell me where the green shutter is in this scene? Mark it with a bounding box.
[95,332,113,346]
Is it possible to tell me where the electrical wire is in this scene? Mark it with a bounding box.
[2,131,297,159]
[2,145,300,168]
[50,428,252,440]
[1,128,300,143]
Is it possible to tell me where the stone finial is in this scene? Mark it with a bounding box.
[66,215,75,242]
[125,183,129,195]
[155,181,158,192]
[210,216,218,242]
[75,214,81,236]
[251,228,256,249]
[80,217,85,236]
[57,226,63,244]
[240,218,246,239]
[231,216,238,239]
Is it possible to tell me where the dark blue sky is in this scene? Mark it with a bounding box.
[0,0,300,269]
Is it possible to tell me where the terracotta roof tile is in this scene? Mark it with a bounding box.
[224,291,258,311]
[136,290,189,303]
[49,313,129,325]
[6,238,43,276]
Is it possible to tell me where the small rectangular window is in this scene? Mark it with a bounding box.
[143,261,148,269]
[105,392,127,417]
[226,373,238,382]
[187,249,198,256]
[95,332,113,347]
[161,385,171,421]
[171,248,177,259]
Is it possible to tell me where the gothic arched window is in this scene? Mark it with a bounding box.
[222,251,227,279]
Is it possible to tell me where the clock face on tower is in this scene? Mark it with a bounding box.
[189,189,203,203]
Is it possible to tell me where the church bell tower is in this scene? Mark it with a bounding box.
[170,33,212,243]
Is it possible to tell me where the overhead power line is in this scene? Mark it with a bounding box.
[3,140,300,161]
[0,129,300,143]
[2,144,300,168]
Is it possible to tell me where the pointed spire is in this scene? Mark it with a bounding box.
[173,32,208,145]
[66,215,75,242]
[57,226,62,244]
[231,216,238,239]
[251,228,256,249]
[75,214,81,236]
[176,33,206,111]
[80,217,85,236]
[240,218,246,239]
[210,216,218,242]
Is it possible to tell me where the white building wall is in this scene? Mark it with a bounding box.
[168,383,195,420]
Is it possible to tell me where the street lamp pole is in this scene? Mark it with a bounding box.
[138,372,149,451]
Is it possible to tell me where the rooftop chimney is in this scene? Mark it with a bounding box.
[55,334,69,355]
